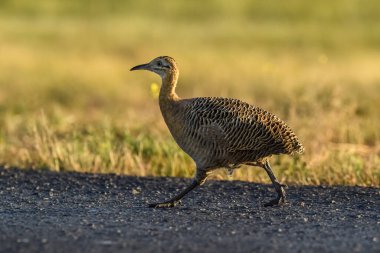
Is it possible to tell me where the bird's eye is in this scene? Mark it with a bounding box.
[157,61,162,66]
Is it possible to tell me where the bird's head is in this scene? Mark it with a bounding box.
[130,56,178,79]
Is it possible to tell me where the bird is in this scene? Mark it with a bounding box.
[130,56,304,208]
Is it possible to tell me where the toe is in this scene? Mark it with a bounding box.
[263,197,286,207]
[148,200,181,208]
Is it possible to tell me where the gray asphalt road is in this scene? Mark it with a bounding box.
[0,167,379,253]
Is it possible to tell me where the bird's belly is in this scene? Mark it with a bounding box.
[168,126,227,167]
[161,107,227,168]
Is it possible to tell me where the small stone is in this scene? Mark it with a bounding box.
[132,187,141,195]
[99,240,114,245]
[17,238,29,243]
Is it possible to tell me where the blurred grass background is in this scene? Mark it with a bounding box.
[0,0,379,186]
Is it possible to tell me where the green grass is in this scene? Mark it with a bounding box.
[0,0,379,186]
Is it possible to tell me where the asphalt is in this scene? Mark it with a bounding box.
[0,167,379,253]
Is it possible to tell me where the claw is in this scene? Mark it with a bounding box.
[148,200,182,208]
[264,183,286,207]
[263,196,286,207]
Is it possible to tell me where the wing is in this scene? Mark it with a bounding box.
[183,97,290,153]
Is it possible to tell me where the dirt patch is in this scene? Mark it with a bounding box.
[0,167,379,253]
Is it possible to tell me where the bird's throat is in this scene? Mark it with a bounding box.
[159,71,179,101]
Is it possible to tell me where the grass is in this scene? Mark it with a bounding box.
[0,0,379,186]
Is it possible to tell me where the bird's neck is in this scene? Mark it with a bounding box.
[159,70,179,101]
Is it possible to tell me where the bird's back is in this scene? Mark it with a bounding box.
[164,97,304,168]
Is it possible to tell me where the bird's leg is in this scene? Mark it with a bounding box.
[261,160,287,207]
[148,170,207,208]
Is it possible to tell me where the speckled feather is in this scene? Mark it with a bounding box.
[177,97,304,168]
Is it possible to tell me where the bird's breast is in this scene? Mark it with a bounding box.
[159,99,187,145]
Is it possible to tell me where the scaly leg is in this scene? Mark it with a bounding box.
[148,170,207,208]
[261,160,286,207]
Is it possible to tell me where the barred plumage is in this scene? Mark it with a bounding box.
[131,56,304,208]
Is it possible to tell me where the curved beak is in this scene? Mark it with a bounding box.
[130,63,149,71]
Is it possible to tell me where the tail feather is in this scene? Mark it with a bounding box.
[283,134,305,155]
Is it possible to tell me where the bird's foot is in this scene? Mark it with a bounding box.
[263,183,286,207]
[263,196,286,207]
[148,200,182,208]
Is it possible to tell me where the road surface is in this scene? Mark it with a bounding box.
[0,167,379,253]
